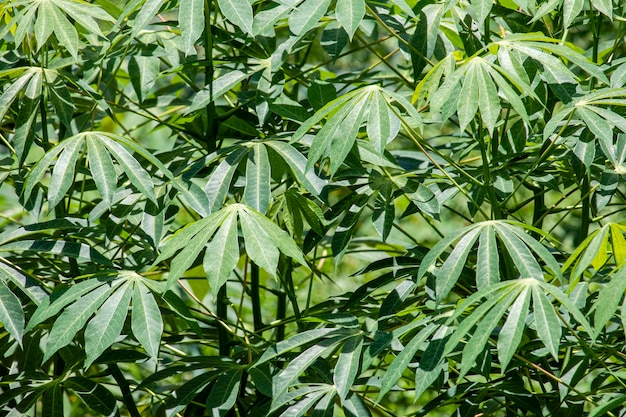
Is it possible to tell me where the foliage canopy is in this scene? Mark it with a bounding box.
[1,0,626,415]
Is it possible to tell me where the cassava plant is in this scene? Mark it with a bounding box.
[1,0,626,415]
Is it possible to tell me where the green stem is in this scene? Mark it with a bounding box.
[216,284,230,356]
[250,263,264,333]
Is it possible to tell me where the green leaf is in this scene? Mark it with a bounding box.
[131,0,166,36]
[0,284,24,345]
[593,266,626,336]
[476,225,499,289]
[457,64,479,132]
[128,56,159,102]
[531,285,561,359]
[98,134,158,204]
[84,282,132,367]
[240,206,307,266]
[333,335,363,403]
[435,227,481,302]
[329,94,368,175]
[589,394,626,417]
[471,0,493,28]
[45,71,74,129]
[307,80,337,112]
[188,70,249,113]
[205,147,248,213]
[0,240,112,266]
[44,283,116,362]
[494,224,544,279]
[254,328,346,366]
[460,289,519,378]
[48,2,79,59]
[476,64,501,134]
[377,323,438,400]
[497,287,531,370]
[239,209,280,276]
[179,0,204,54]
[244,144,271,214]
[273,336,347,400]
[47,136,83,209]
[87,136,117,207]
[266,141,327,198]
[367,91,392,156]
[64,377,118,416]
[590,0,613,19]
[563,0,584,28]
[0,70,36,123]
[27,277,116,331]
[336,0,365,40]
[204,211,239,297]
[289,0,331,36]
[216,0,253,35]
[331,193,369,266]
[132,282,163,359]
[42,383,63,417]
[205,368,242,415]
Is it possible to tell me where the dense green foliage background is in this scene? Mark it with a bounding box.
[1,0,626,415]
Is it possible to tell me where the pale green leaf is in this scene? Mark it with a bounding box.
[239,209,280,276]
[35,2,55,49]
[244,144,271,214]
[591,0,613,19]
[47,135,83,209]
[497,287,531,370]
[241,205,307,266]
[435,227,481,302]
[131,282,163,359]
[288,0,331,36]
[84,282,132,367]
[593,266,626,336]
[87,137,116,207]
[460,289,519,378]
[27,277,116,331]
[179,0,204,54]
[563,0,584,28]
[336,0,365,40]
[44,283,115,362]
[0,284,24,345]
[131,0,165,36]
[476,225,499,289]
[188,70,248,113]
[494,224,543,279]
[49,3,79,59]
[471,0,493,28]
[477,64,501,134]
[377,323,437,400]
[329,94,368,175]
[457,64,479,132]
[367,91,392,155]
[205,147,248,213]
[204,211,239,297]
[0,70,36,123]
[265,141,327,198]
[98,134,157,203]
[532,285,561,359]
[217,0,253,35]
[333,335,363,403]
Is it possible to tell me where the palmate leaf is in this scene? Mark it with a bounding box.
[289,0,331,36]
[203,212,239,297]
[563,223,626,285]
[333,335,363,403]
[131,280,163,359]
[84,281,133,367]
[417,220,561,302]
[0,283,25,345]
[157,204,306,290]
[243,143,271,214]
[43,282,120,362]
[22,132,159,209]
[335,0,365,40]
[294,86,421,173]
